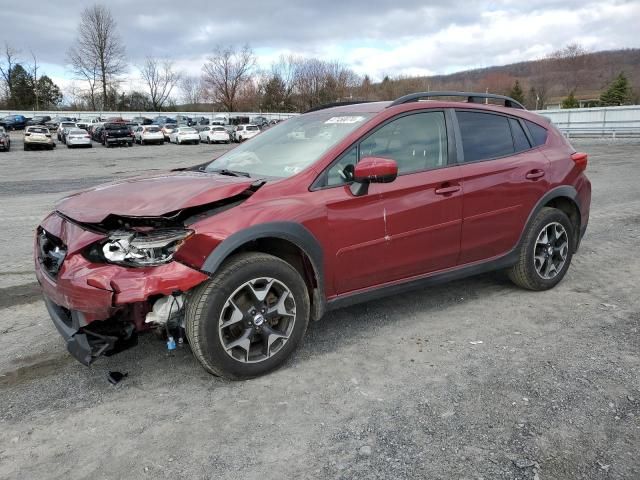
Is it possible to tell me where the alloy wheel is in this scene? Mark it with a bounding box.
[218,277,296,363]
[533,222,569,280]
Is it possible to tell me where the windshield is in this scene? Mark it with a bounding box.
[205,112,372,178]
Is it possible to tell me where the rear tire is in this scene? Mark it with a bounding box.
[185,252,310,380]
[508,207,575,291]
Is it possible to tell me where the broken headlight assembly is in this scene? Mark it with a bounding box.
[92,228,194,267]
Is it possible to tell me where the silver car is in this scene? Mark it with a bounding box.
[66,128,92,148]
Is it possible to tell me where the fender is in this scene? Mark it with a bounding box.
[201,221,326,318]
[516,185,582,251]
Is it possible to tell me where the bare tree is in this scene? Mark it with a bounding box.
[548,43,589,95]
[202,45,255,112]
[29,50,40,110]
[67,4,127,109]
[179,75,204,106]
[0,42,20,101]
[139,57,180,110]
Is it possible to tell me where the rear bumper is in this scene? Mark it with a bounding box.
[105,137,132,144]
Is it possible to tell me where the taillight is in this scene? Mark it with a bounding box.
[571,152,588,171]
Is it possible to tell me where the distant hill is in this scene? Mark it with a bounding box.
[367,48,640,109]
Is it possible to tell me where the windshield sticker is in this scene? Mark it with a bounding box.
[324,116,365,124]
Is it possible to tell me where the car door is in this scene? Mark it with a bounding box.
[454,110,550,264]
[313,146,390,294]
[359,111,463,280]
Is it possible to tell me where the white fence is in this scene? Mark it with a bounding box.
[0,110,299,123]
[536,105,640,138]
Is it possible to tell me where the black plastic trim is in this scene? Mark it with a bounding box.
[389,91,526,109]
[328,249,519,311]
[201,222,326,317]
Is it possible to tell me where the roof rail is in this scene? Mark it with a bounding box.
[304,100,373,113]
[389,91,526,110]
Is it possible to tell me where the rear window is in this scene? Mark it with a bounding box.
[524,120,548,147]
[509,118,531,152]
[105,123,126,130]
[29,127,48,134]
[69,129,86,135]
[246,126,259,131]
[212,127,225,131]
[61,122,75,127]
[457,111,514,162]
[146,127,160,132]
[180,128,196,133]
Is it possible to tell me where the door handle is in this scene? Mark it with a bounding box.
[526,169,545,180]
[434,185,461,195]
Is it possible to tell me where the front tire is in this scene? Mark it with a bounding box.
[508,207,575,291]
[185,253,310,380]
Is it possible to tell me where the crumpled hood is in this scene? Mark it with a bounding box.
[56,172,256,223]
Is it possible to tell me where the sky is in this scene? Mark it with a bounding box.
[1,0,639,97]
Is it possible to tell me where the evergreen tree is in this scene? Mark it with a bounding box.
[562,90,580,109]
[508,80,525,104]
[599,72,632,106]
[35,76,63,108]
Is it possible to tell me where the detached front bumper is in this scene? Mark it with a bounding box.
[35,213,209,365]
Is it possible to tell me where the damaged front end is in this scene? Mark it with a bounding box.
[34,189,257,366]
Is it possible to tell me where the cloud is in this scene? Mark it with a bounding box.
[0,0,637,91]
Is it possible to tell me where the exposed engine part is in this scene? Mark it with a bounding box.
[145,294,184,325]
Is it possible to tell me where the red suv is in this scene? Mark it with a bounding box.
[35,92,591,379]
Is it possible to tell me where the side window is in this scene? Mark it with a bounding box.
[323,112,448,187]
[524,120,548,147]
[457,111,515,162]
[326,146,358,187]
[359,112,448,175]
[509,118,531,152]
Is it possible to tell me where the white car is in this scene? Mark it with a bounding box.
[134,125,165,145]
[234,124,260,142]
[57,122,77,141]
[199,125,231,144]
[169,127,200,145]
[66,128,92,148]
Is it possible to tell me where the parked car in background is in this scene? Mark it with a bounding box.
[65,128,92,148]
[0,126,10,151]
[57,122,77,141]
[101,122,133,147]
[0,114,29,130]
[194,116,210,126]
[46,117,73,130]
[175,115,195,127]
[169,126,200,144]
[199,125,231,144]
[131,116,153,126]
[89,125,104,142]
[27,115,52,126]
[251,116,269,128]
[76,117,98,130]
[134,125,164,145]
[152,116,177,127]
[233,124,260,142]
[211,115,228,126]
[24,126,54,150]
[61,126,76,144]
[161,123,178,140]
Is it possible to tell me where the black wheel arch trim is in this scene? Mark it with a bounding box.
[200,222,326,319]
[518,185,583,251]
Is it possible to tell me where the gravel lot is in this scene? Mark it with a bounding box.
[0,132,638,480]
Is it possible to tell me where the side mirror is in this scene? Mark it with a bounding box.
[350,157,398,196]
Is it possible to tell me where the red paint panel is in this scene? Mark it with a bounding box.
[56,172,255,223]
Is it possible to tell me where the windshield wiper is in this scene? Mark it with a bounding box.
[210,168,251,178]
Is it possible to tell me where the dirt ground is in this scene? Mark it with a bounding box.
[0,132,638,480]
